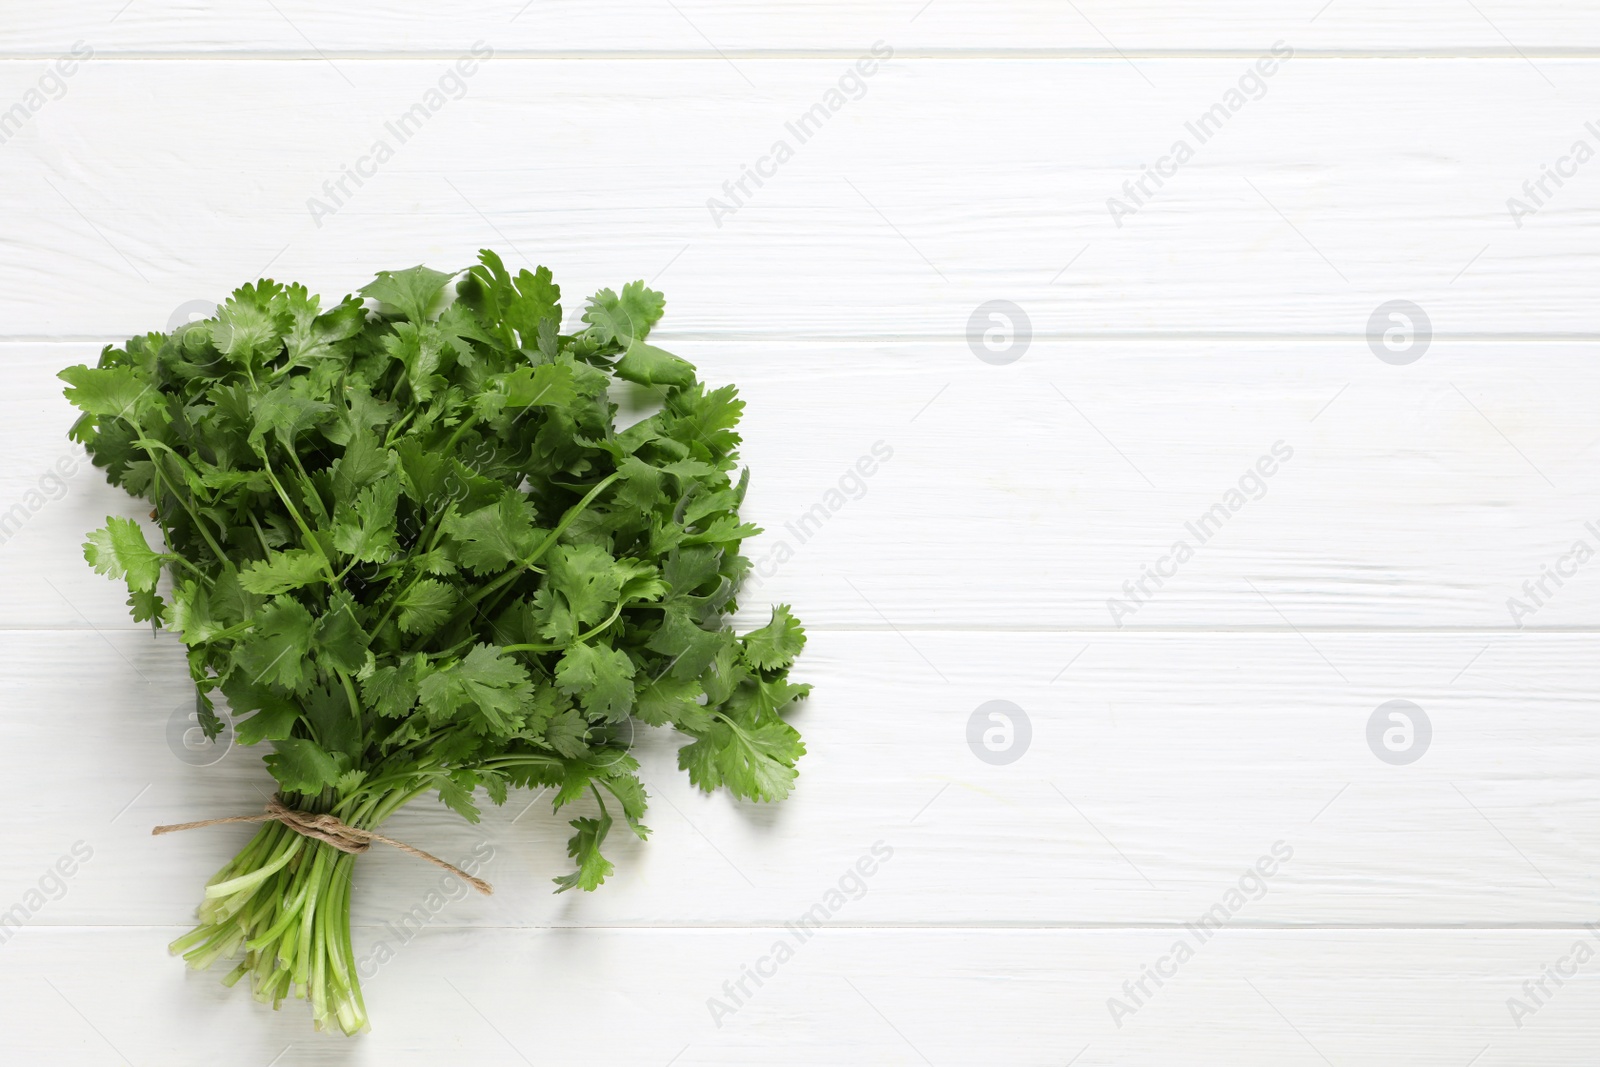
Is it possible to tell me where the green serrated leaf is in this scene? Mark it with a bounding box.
[84,516,163,592]
[742,604,807,671]
[238,548,328,595]
[361,264,454,324]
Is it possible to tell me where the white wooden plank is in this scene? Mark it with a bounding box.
[1,15,1597,1063]
[3,628,1596,927]
[6,339,1598,632]
[1,59,1598,337]
[7,2,1600,55]
[1,926,1595,1064]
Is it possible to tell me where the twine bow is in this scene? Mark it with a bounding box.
[152,796,493,895]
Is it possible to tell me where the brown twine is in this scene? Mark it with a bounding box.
[152,796,493,895]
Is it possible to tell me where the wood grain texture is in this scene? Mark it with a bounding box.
[0,59,1597,338]
[3,927,1596,1065]
[7,2,1600,55]
[4,629,1596,927]
[0,18,1596,1063]
[6,340,1596,631]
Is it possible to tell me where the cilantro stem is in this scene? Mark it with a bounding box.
[164,553,213,583]
[287,449,330,526]
[499,599,629,654]
[383,409,417,448]
[334,668,364,733]
[412,471,621,654]
[471,472,620,603]
[66,255,811,1036]
[246,511,273,556]
[132,434,232,568]
[487,472,622,598]
[441,413,479,454]
[257,456,339,584]
[368,502,458,639]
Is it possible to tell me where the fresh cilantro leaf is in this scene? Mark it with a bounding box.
[265,736,344,795]
[500,362,576,409]
[239,548,328,595]
[444,491,540,575]
[583,281,665,346]
[554,642,635,722]
[742,604,806,671]
[418,644,533,736]
[361,264,454,324]
[552,805,615,893]
[234,596,316,691]
[361,658,422,720]
[65,250,810,1030]
[332,479,400,563]
[678,716,805,802]
[634,674,708,729]
[613,339,697,388]
[395,578,457,635]
[59,365,152,421]
[84,516,163,592]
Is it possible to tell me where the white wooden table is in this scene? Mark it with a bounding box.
[3,4,1599,1063]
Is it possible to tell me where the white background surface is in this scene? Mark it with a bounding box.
[2,3,1599,1064]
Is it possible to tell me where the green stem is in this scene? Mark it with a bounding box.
[141,441,232,567]
[481,472,621,602]
[406,471,620,655]
[170,790,415,1035]
[163,553,214,583]
[441,413,480,453]
[383,408,418,448]
[370,502,458,639]
[257,453,338,583]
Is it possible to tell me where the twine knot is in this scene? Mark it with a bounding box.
[152,796,493,895]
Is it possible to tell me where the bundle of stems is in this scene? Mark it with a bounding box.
[63,253,809,1030]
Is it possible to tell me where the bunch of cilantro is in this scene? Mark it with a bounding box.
[60,251,808,1033]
